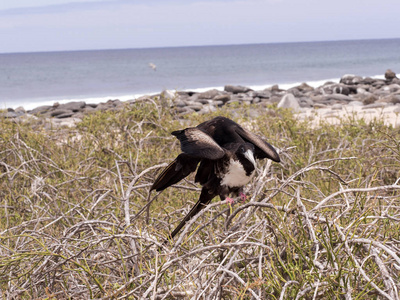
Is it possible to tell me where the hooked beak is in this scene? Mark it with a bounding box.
[244,149,257,168]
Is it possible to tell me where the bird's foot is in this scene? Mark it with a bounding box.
[239,192,247,203]
[226,197,234,205]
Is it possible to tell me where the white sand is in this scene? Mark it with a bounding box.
[295,104,400,128]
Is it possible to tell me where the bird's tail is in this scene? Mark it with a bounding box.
[169,187,216,239]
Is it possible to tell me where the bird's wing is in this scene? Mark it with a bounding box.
[168,187,216,239]
[172,128,226,160]
[151,154,199,192]
[235,126,280,162]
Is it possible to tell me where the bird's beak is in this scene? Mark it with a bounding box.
[244,149,257,168]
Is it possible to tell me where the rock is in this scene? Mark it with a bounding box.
[29,105,53,115]
[347,100,363,107]
[270,95,282,103]
[296,82,314,92]
[300,98,314,107]
[58,101,86,112]
[371,80,386,88]
[198,104,217,114]
[340,74,363,85]
[277,94,301,112]
[362,77,376,84]
[177,91,195,97]
[255,91,271,99]
[213,94,231,103]
[83,106,96,113]
[187,94,199,102]
[1,111,18,118]
[393,95,400,104]
[195,98,211,105]
[50,109,73,117]
[313,103,328,109]
[362,94,378,105]
[111,99,123,107]
[160,90,176,100]
[213,100,224,107]
[177,107,195,115]
[385,69,397,81]
[224,85,252,94]
[50,117,82,127]
[287,88,302,97]
[173,99,187,107]
[186,103,203,111]
[198,89,220,99]
[333,85,350,95]
[15,106,26,114]
[13,114,38,124]
[269,84,281,92]
[237,95,253,102]
[377,95,400,104]
[331,104,343,110]
[383,84,400,93]
[56,112,75,118]
[362,103,387,109]
[94,103,112,111]
[323,94,354,102]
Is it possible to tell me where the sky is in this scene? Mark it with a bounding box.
[0,0,399,53]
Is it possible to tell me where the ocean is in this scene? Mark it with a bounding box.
[1,38,400,110]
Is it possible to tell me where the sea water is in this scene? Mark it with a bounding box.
[1,38,399,109]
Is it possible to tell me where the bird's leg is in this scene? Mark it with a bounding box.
[225,197,234,205]
[239,192,247,202]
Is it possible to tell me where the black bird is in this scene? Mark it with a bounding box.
[151,116,280,240]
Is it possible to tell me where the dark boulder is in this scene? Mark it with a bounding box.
[213,94,231,103]
[333,85,350,95]
[51,109,74,117]
[224,85,252,94]
[296,82,314,92]
[29,105,53,115]
[198,89,220,99]
[385,69,397,81]
[58,101,86,112]
[55,112,75,118]
[340,75,363,85]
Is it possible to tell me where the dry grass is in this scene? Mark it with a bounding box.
[0,101,399,299]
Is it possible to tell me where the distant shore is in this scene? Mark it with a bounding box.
[1,70,400,128]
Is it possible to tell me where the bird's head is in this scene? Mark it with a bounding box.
[236,143,256,168]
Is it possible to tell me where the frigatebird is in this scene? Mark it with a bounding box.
[151,116,280,240]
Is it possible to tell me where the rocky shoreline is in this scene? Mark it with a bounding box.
[2,70,400,128]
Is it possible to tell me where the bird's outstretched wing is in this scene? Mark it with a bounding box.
[151,154,199,192]
[234,126,280,162]
[172,128,226,160]
[195,116,280,162]
[151,127,226,192]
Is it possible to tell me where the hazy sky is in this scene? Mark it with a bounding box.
[1,0,399,53]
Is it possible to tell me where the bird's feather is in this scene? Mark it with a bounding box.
[172,128,225,160]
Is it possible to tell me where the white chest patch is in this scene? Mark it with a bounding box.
[220,159,254,187]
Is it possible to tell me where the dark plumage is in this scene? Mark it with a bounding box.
[151,116,280,240]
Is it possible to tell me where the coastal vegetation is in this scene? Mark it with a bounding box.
[0,100,399,299]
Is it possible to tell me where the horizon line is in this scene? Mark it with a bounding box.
[1,37,399,55]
